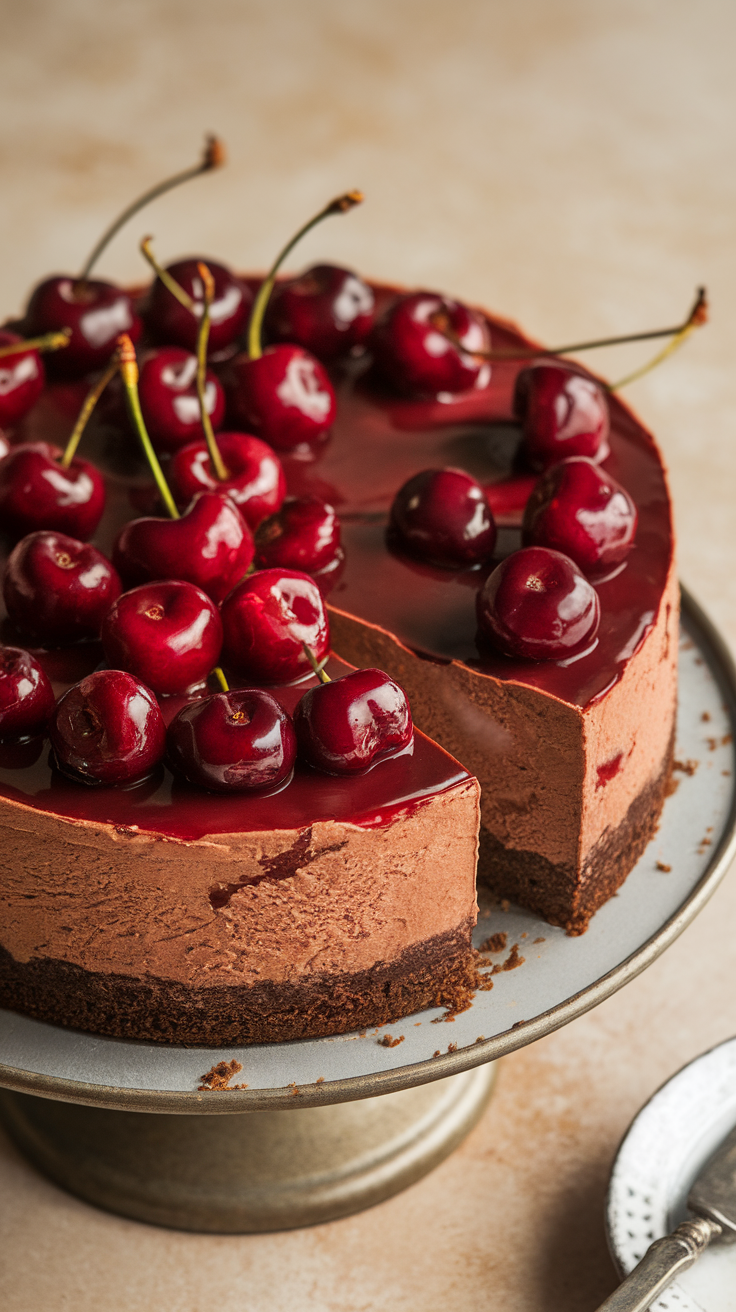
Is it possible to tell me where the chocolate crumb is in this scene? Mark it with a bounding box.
[511,1020,525,1029]
[723,770,731,777]
[723,734,733,746]
[674,759,698,775]
[476,1036,486,1043]
[433,1049,442,1058]
[447,1042,457,1053]
[665,775,680,797]
[500,899,510,912]
[198,1059,248,1091]
[316,1076,325,1084]
[492,943,526,974]
[656,861,672,872]
[377,1033,404,1048]
[533,936,545,944]
[480,931,507,954]
[702,711,712,722]
[707,737,718,751]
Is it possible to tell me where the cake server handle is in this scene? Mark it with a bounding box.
[594,1216,720,1312]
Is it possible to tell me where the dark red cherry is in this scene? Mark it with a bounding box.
[220,568,330,683]
[0,431,8,460]
[138,347,226,452]
[370,292,491,398]
[102,580,223,696]
[225,344,336,451]
[265,264,375,360]
[113,491,254,606]
[477,546,600,661]
[255,496,342,575]
[0,441,105,541]
[294,668,413,775]
[23,277,141,378]
[50,669,165,785]
[522,457,638,576]
[169,432,286,528]
[390,468,496,568]
[0,331,45,426]
[167,689,296,792]
[513,363,610,471]
[145,258,250,356]
[4,531,122,643]
[0,646,56,739]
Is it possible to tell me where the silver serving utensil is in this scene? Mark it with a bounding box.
[597,1120,736,1311]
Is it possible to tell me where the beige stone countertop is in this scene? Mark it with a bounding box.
[2,2,736,1307]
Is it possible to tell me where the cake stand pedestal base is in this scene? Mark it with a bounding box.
[0,1063,496,1232]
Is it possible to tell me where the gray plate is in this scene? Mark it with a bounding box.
[1,587,735,1112]
[607,1033,736,1312]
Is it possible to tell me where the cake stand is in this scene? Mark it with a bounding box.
[1,588,734,1233]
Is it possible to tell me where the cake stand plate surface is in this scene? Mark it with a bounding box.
[1,588,734,1113]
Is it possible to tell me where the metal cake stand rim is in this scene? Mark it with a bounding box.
[1,585,734,1114]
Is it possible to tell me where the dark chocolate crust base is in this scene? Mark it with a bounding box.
[479,734,675,936]
[0,922,478,1046]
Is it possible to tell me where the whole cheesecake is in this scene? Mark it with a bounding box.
[0,274,677,1048]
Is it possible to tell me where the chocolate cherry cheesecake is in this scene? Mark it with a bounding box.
[0,165,684,1042]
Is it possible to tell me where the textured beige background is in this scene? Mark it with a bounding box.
[2,1,736,1307]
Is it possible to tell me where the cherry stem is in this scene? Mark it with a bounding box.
[195,262,229,481]
[302,643,331,683]
[213,666,229,693]
[0,329,71,359]
[78,135,225,282]
[59,359,119,470]
[139,237,196,312]
[246,190,364,361]
[116,333,180,520]
[439,287,708,364]
[607,289,708,391]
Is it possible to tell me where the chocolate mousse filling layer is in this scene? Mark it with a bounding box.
[0,920,478,1046]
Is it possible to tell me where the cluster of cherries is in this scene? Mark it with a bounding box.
[0,549,414,789]
[390,361,637,660]
[0,150,433,790]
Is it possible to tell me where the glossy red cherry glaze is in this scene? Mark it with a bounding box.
[225,345,337,451]
[514,362,610,471]
[255,496,342,575]
[50,669,166,785]
[523,456,638,576]
[113,492,254,606]
[4,531,121,643]
[390,468,496,568]
[24,277,140,378]
[0,332,45,426]
[138,347,225,452]
[294,667,413,775]
[477,546,600,661]
[145,259,249,356]
[221,568,330,683]
[370,292,491,398]
[167,689,297,793]
[169,432,286,527]
[0,646,55,739]
[0,432,8,460]
[0,441,105,541]
[102,580,222,696]
[265,264,375,360]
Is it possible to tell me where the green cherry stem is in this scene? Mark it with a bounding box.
[59,358,119,470]
[79,135,226,282]
[212,666,229,693]
[195,262,229,481]
[139,237,196,312]
[246,190,364,361]
[302,643,331,683]
[117,333,180,520]
[607,288,708,391]
[0,329,71,359]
